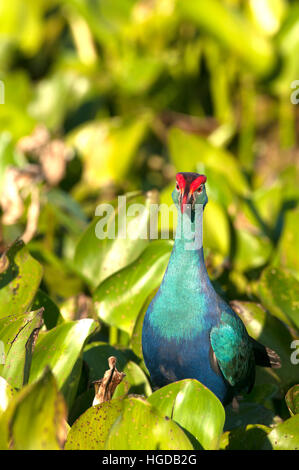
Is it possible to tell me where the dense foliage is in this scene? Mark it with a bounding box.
[0,0,299,450]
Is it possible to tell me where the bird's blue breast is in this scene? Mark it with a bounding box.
[142,292,230,404]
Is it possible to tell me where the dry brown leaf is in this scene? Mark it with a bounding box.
[92,356,126,405]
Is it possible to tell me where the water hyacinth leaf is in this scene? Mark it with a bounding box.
[258,266,299,330]
[203,199,230,256]
[105,396,193,450]
[285,385,299,416]
[74,191,158,289]
[233,228,272,272]
[177,0,275,76]
[131,288,158,362]
[274,208,299,279]
[32,289,64,330]
[0,377,15,415]
[0,239,43,318]
[168,128,249,197]
[0,308,44,389]
[263,414,299,450]
[29,319,98,406]
[148,379,225,450]
[65,399,123,450]
[230,301,299,388]
[68,115,148,187]
[3,368,67,450]
[93,240,172,334]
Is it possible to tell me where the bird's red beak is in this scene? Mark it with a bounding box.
[180,191,193,213]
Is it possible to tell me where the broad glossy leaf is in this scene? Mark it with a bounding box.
[275,208,299,279]
[32,289,64,330]
[1,368,67,450]
[65,399,123,450]
[0,239,43,318]
[285,385,299,416]
[0,377,15,415]
[203,199,230,256]
[168,127,249,196]
[231,301,299,388]
[131,288,158,362]
[0,308,44,389]
[178,0,275,76]
[69,116,148,187]
[263,414,299,450]
[29,319,98,406]
[65,396,193,450]
[258,266,299,330]
[74,191,158,289]
[93,240,172,334]
[148,379,225,450]
[233,228,272,272]
[105,396,193,450]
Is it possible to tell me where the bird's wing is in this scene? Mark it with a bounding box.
[210,311,255,393]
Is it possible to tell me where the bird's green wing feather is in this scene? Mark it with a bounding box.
[210,311,255,393]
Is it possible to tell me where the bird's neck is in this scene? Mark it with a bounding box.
[162,205,211,287]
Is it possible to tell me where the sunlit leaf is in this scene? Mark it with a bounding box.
[285,384,299,416]
[93,240,172,334]
[0,368,67,450]
[148,379,225,450]
[29,318,98,407]
[0,308,44,389]
[0,239,43,319]
[168,127,249,196]
[258,266,299,330]
[74,191,158,289]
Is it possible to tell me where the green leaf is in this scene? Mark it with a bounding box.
[177,0,275,76]
[68,115,149,187]
[106,396,194,450]
[74,191,158,289]
[131,288,158,362]
[0,239,43,318]
[275,208,299,279]
[263,414,299,450]
[233,228,272,272]
[0,308,44,389]
[0,377,15,415]
[31,289,64,330]
[285,385,299,416]
[0,368,67,450]
[203,199,230,256]
[29,319,98,407]
[65,396,193,450]
[258,266,299,330]
[93,240,172,334]
[231,301,299,389]
[168,128,249,197]
[148,379,225,450]
[65,398,123,450]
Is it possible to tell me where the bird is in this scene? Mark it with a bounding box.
[142,171,280,405]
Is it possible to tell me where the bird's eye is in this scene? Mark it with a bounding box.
[176,183,180,191]
[197,185,203,193]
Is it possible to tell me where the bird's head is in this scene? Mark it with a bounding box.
[172,172,208,215]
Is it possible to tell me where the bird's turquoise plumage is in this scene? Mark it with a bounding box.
[142,173,276,404]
